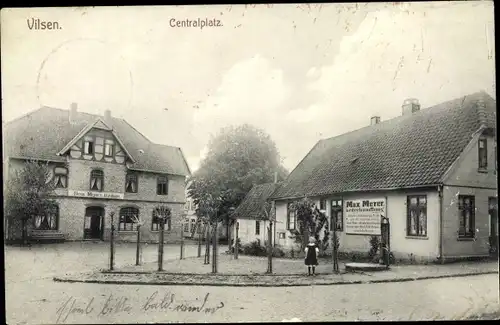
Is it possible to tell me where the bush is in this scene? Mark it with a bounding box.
[241,239,267,256]
[368,236,380,261]
[272,247,286,258]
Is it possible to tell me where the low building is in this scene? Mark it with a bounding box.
[3,104,191,243]
[269,92,497,262]
[231,182,281,246]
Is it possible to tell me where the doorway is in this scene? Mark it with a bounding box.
[489,197,498,256]
[84,206,105,240]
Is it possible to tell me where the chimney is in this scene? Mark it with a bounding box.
[370,116,381,125]
[274,171,278,183]
[104,109,112,126]
[69,102,77,124]
[402,98,420,116]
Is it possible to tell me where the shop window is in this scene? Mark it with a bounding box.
[458,196,475,238]
[331,199,343,231]
[33,204,59,230]
[157,176,168,195]
[54,166,68,188]
[90,169,104,191]
[407,196,427,236]
[152,210,171,231]
[478,138,488,170]
[256,221,260,235]
[125,173,138,193]
[287,202,296,230]
[119,207,139,231]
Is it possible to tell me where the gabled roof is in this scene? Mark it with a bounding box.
[56,118,136,163]
[270,91,496,200]
[4,106,191,176]
[232,182,282,220]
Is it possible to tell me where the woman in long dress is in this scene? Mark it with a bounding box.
[304,236,319,276]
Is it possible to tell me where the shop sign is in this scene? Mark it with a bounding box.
[68,190,124,200]
[344,198,386,235]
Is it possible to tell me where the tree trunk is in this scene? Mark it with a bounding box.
[212,222,218,273]
[22,218,28,246]
[197,223,202,257]
[266,222,273,274]
[158,220,165,271]
[204,223,210,264]
[136,224,141,265]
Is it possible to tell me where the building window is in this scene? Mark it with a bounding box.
[125,173,138,193]
[478,138,488,170]
[183,219,190,232]
[197,221,203,234]
[190,219,196,233]
[84,139,94,155]
[33,204,59,230]
[90,169,104,191]
[255,221,260,235]
[152,210,171,231]
[331,199,343,231]
[104,139,114,157]
[54,166,68,188]
[157,176,168,195]
[119,207,139,231]
[458,196,475,238]
[319,199,327,211]
[287,202,296,230]
[407,196,427,236]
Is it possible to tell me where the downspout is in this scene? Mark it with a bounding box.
[438,185,444,264]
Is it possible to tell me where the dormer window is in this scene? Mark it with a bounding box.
[90,169,104,191]
[84,138,94,155]
[54,166,68,188]
[104,139,115,157]
[125,173,138,193]
[478,138,487,170]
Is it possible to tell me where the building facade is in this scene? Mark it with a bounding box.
[270,92,497,262]
[4,104,191,243]
[231,182,280,246]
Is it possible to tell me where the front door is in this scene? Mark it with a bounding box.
[489,197,498,255]
[84,207,104,240]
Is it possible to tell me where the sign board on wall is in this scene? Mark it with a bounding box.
[68,190,124,200]
[344,198,386,235]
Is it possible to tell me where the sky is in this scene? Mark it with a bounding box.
[1,2,496,173]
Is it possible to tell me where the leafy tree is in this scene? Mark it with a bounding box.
[289,198,330,254]
[188,124,288,232]
[4,160,59,245]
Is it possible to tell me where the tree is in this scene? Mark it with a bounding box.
[131,214,144,265]
[289,198,329,254]
[188,124,288,240]
[154,205,171,271]
[4,160,59,245]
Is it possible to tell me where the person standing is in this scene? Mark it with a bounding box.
[304,236,319,276]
